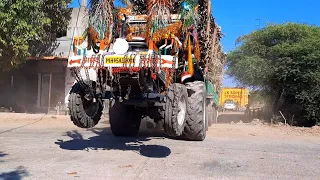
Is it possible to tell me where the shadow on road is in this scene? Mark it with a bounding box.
[0,165,29,180]
[0,152,8,158]
[0,152,8,163]
[55,127,171,158]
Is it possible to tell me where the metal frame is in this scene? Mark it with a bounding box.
[103,91,165,107]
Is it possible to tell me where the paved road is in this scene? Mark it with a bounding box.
[0,114,319,180]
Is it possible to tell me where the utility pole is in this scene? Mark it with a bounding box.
[81,0,87,7]
[255,18,261,29]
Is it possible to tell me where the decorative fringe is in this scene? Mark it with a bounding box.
[146,0,172,26]
[86,0,114,50]
[145,0,173,44]
[84,0,226,92]
[146,0,172,10]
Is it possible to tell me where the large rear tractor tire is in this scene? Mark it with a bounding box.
[109,102,141,137]
[68,83,103,128]
[182,81,207,141]
[164,83,188,137]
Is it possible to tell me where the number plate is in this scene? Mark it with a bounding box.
[104,56,135,64]
[104,55,136,67]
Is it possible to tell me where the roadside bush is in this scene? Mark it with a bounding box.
[227,23,320,126]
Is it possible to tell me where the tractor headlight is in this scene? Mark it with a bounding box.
[113,38,129,55]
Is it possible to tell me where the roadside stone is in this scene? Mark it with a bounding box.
[238,120,244,124]
[250,119,263,126]
[311,125,319,130]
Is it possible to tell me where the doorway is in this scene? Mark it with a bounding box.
[40,74,50,107]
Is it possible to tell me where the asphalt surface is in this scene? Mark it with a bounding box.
[0,113,319,180]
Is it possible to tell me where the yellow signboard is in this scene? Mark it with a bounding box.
[219,88,249,108]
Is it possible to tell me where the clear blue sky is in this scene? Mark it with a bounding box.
[69,0,320,87]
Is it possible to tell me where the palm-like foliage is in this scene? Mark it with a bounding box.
[85,0,225,92]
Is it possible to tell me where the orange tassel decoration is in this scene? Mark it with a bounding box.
[146,0,172,12]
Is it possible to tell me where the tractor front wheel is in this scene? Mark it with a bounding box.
[68,83,103,128]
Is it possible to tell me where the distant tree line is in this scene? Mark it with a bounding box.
[227,23,320,126]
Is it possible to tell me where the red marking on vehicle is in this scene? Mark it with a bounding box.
[152,73,157,80]
[161,59,173,64]
[69,59,81,65]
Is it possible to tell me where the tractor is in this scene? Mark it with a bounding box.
[67,0,226,141]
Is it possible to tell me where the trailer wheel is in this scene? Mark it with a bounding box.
[182,81,207,141]
[212,106,218,124]
[164,83,188,137]
[207,103,213,128]
[109,102,141,137]
[68,83,103,128]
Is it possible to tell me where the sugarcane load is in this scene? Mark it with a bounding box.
[67,0,226,141]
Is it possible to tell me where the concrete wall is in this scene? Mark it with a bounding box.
[64,67,76,105]
[0,6,88,113]
[0,60,67,113]
[53,6,89,58]
[67,6,89,38]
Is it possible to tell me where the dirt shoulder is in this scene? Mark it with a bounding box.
[0,112,70,123]
[214,111,320,141]
[208,123,320,142]
[1,112,319,142]
[0,113,75,130]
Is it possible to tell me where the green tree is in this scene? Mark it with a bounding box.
[227,23,320,126]
[0,0,71,71]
